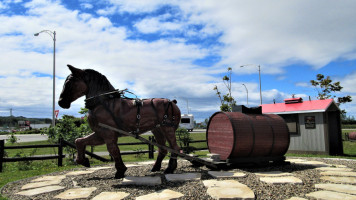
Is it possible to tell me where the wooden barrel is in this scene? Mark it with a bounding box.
[206,112,290,160]
[349,132,356,140]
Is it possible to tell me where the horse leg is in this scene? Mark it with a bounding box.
[162,127,181,174]
[75,132,104,167]
[104,135,127,179]
[151,129,167,172]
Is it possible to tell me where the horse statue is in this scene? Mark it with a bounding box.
[58,65,181,178]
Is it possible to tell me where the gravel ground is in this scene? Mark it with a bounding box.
[2,157,356,200]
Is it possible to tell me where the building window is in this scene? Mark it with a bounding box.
[280,114,299,135]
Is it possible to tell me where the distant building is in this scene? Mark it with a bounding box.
[261,98,343,155]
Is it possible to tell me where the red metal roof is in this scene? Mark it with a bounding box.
[262,99,336,114]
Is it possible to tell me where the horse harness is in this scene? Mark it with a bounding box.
[84,90,177,136]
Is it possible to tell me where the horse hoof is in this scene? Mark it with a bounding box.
[151,165,161,172]
[164,168,175,174]
[83,158,90,167]
[115,172,125,179]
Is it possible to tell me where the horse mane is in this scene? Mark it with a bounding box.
[84,69,115,97]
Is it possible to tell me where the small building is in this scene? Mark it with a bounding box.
[261,97,343,155]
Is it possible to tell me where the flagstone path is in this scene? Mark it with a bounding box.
[2,157,356,199]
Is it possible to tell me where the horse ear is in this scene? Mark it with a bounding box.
[67,64,85,77]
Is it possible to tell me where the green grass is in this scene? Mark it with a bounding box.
[0,132,209,199]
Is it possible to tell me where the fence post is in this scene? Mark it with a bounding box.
[0,140,4,172]
[148,136,154,159]
[58,138,63,167]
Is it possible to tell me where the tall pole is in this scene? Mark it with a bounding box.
[53,31,56,127]
[34,30,56,127]
[242,84,248,106]
[240,64,262,105]
[258,65,262,105]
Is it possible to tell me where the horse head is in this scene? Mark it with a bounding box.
[58,65,88,109]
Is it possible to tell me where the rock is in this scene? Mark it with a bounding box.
[259,176,303,184]
[122,176,162,186]
[203,180,255,200]
[165,173,201,182]
[320,176,356,184]
[21,179,63,190]
[136,189,184,200]
[92,191,130,200]
[16,186,65,196]
[306,190,356,200]
[254,171,293,177]
[54,187,97,199]
[320,171,356,177]
[315,183,356,195]
[208,171,247,178]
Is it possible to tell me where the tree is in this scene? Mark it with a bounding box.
[213,67,236,112]
[42,108,92,160]
[310,74,352,114]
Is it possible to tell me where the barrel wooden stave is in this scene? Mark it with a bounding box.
[207,112,289,161]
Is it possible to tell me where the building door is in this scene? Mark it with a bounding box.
[327,111,343,155]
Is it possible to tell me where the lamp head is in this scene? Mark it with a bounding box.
[34,33,39,36]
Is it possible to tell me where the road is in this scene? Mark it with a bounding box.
[0,129,207,143]
[0,134,48,143]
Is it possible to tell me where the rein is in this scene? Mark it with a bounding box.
[85,89,129,110]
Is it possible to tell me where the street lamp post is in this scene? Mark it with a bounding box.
[240,64,262,105]
[242,84,248,106]
[34,30,56,127]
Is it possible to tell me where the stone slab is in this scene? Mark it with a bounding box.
[285,159,306,163]
[316,167,353,171]
[126,164,142,168]
[320,176,356,184]
[92,191,130,200]
[203,180,246,188]
[203,180,255,200]
[293,161,330,167]
[54,187,97,199]
[87,166,113,171]
[31,175,66,182]
[315,183,356,195]
[320,171,356,177]
[122,176,162,186]
[306,190,356,200]
[16,185,65,196]
[286,197,308,200]
[259,176,303,184]
[21,179,63,190]
[65,170,95,176]
[208,171,247,178]
[254,171,293,177]
[136,189,184,200]
[165,173,201,182]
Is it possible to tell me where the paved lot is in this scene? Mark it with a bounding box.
[0,134,48,143]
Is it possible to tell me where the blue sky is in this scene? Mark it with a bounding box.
[1,0,356,122]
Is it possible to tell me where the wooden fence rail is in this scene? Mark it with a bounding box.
[0,136,207,173]
[0,136,156,172]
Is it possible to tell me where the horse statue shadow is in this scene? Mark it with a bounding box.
[58,64,181,179]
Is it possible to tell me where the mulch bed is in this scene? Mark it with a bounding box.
[1,157,356,200]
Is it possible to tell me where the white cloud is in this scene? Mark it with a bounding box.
[97,0,169,15]
[80,3,93,9]
[1,0,356,120]
[134,17,182,34]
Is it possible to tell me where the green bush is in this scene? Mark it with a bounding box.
[42,113,92,160]
[176,127,195,154]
